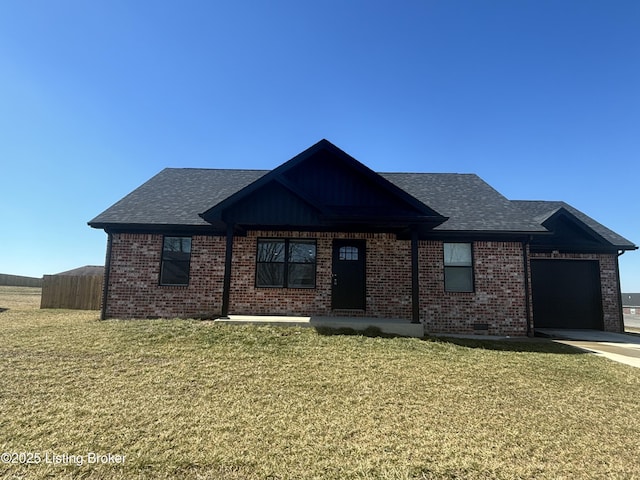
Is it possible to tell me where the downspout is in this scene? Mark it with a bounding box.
[616,250,626,333]
[411,228,420,324]
[100,232,113,321]
[220,224,234,319]
[522,238,532,337]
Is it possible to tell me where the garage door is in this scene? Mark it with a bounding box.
[531,260,603,329]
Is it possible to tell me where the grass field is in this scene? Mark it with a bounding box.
[1,286,640,479]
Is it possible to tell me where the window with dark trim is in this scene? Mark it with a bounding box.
[443,242,474,292]
[160,236,192,286]
[256,239,316,288]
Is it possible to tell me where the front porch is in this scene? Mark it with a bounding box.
[214,315,425,338]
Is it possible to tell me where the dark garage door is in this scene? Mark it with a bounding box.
[531,260,603,329]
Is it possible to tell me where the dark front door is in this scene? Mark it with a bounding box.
[531,260,603,329]
[332,239,366,310]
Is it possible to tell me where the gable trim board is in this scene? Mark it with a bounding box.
[89,140,637,335]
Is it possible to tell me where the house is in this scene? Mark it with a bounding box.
[89,140,637,336]
[622,294,640,315]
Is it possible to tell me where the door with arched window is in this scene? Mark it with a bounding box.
[331,239,366,310]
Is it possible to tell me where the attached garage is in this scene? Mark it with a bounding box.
[531,259,603,330]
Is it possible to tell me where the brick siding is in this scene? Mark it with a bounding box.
[229,231,413,319]
[105,232,536,335]
[420,241,529,336]
[105,233,225,318]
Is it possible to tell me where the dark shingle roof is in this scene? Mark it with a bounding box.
[513,200,635,249]
[90,169,267,227]
[382,173,545,232]
[89,168,634,249]
[622,293,640,307]
[90,168,547,232]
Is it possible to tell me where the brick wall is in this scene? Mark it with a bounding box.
[528,251,622,332]
[228,231,413,319]
[420,241,529,336]
[105,233,225,318]
[105,233,534,336]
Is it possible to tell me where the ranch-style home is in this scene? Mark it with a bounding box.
[89,139,636,336]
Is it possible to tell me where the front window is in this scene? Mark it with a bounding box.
[256,239,316,288]
[160,236,192,286]
[443,242,474,292]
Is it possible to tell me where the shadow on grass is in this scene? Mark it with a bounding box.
[428,335,588,354]
[314,326,402,339]
[315,326,586,354]
[0,307,7,313]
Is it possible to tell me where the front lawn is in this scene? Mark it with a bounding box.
[1,287,639,479]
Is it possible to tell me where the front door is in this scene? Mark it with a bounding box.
[332,239,366,310]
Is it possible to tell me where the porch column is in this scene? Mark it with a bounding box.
[411,229,420,324]
[100,232,113,321]
[220,224,234,319]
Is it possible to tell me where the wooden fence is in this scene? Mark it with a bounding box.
[40,275,103,310]
[0,273,42,287]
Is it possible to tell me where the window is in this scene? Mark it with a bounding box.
[256,239,316,288]
[443,242,473,292]
[160,237,192,285]
[339,246,359,261]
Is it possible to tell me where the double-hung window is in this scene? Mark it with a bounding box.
[160,236,192,286]
[443,242,474,292]
[256,239,316,288]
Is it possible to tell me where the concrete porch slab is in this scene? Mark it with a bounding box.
[214,315,425,338]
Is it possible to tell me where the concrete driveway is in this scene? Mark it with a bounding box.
[625,314,640,330]
[537,329,640,368]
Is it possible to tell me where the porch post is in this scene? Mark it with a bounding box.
[615,251,626,333]
[100,232,113,321]
[220,224,234,319]
[411,228,420,324]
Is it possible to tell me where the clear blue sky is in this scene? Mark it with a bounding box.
[1,1,638,290]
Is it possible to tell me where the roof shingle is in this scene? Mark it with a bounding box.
[89,167,635,249]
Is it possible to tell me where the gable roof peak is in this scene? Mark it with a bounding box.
[199,139,448,229]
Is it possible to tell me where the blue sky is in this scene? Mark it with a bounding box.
[1,0,638,290]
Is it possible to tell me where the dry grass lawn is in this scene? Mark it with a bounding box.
[1,286,640,479]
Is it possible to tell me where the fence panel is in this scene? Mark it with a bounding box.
[0,274,42,287]
[40,275,103,310]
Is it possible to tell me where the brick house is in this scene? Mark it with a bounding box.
[622,294,640,315]
[89,140,636,336]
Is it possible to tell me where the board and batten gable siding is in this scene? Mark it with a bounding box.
[420,241,529,336]
[105,233,226,318]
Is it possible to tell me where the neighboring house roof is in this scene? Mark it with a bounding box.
[622,293,640,307]
[53,266,105,276]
